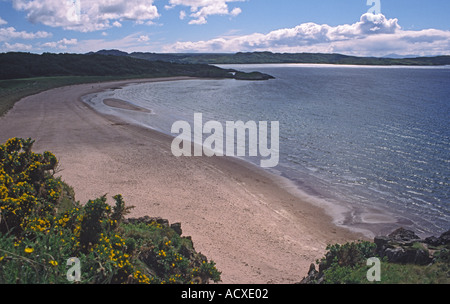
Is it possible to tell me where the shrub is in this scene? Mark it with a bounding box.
[317,241,378,284]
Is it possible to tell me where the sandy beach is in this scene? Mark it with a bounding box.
[0,77,363,284]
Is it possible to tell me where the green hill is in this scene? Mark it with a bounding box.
[108,50,450,66]
[0,52,273,80]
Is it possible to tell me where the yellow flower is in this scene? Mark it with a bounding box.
[24,247,34,254]
[49,260,58,266]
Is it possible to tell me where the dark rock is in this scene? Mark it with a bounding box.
[384,246,431,265]
[424,236,441,247]
[170,222,183,236]
[374,228,434,265]
[374,236,390,253]
[299,263,321,284]
[388,227,420,242]
[439,230,450,245]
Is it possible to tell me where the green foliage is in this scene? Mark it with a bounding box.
[0,52,265,81]
[317,241,377,284]
[0,138,221,284]
[315,240,450,284]
[379,262,450,284]
[120,221,221,284]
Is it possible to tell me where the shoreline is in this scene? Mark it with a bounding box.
[87,79,403,239]
[0,77,363,283]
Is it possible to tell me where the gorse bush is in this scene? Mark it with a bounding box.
[0,138,221,284]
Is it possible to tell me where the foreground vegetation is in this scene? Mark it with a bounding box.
[0,138,221,284]
[302,239,450,284]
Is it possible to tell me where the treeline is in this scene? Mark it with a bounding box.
[0,52,270,80]
[94,49,450,66]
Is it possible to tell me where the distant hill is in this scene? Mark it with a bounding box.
[381,53,421,59]
[0,52,273,81]
[92,50,450,66]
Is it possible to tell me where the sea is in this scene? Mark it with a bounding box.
[83,64,450,238]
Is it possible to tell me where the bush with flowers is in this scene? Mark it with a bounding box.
[0,138,221,284]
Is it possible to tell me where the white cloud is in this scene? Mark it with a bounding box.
[2,42,33,51]
[230,7,242,17]
[41,38,78,50]
[165,0,243,24]
[138,35,149,42]
[179,10,186,20]
[54,32,160,53]
[0,17,7,26]
[0,26,52,42]
[112,21,122,28]
[164,13,450,57]
[11,0,160,32]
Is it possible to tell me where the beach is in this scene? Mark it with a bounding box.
[0,77,363,284]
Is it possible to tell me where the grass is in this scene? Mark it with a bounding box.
[323,260,449,284]
[380,262,450,284]
[314,241,450,284]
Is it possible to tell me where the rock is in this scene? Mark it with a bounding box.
[170,223,183,236]
[388,227,420,242]
[439,230,450,245]
[299,264,321,284]
[374,228,435,265]
[424,236,441,247]
[374,236,390,254]
[424,230,450,247]
[384,246,431,265]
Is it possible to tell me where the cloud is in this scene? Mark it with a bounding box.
[0,26,52,42]
[138,35,150,42]
[0,17,7,26]
[2,42,33,51]
[164,13,450,57]
[179,10,186,20]
[112,21,122,28]
[11,0,160,32]
[52,32,159,53]
[165,0,243,24]
[41,38,78,50]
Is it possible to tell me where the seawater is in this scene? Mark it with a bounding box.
[84,64,450,237]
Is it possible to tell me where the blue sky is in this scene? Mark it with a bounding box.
[1,0,449,56]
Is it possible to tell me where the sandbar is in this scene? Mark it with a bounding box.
[103,98,152,113]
